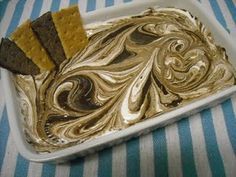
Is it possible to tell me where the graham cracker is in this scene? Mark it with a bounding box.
[52,5,88,59]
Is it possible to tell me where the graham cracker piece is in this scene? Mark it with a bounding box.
[0,38,40,75]
[52,5,88,59]
[10,20,55,71]
[31,12,66,66]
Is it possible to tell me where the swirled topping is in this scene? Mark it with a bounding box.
[14,8,236,152]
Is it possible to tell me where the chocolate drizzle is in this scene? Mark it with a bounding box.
[14,8,236,152]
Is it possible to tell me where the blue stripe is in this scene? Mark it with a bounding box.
[208,0,229,32]
[0,0,10,23]
[105,0,114,7]
[70,0,79,6]
[30,0,43,20]
[152,128,168,177]
[123,0,132,2]
[51,0,61,12]
[69,157,84,177]
[178,118,197,177]
[98,148,112,177]
[126,138,140,177]
[200,109,226,177]
[41,163,56,177]
[86,0,96,12]
[224,0,236,23]
[6,0,26,36]
[0,107,9,172]
[0,0,10,79]
[221,99,236,154]
[14,154,29,177]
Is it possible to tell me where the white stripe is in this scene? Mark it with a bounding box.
[216,0,236,39]
[60,0,70,9]
[189,114,212,177]
[211,105,236,176]
[0,0,17,37]
[0,135,18,177]
[112,144,127,177]
[78,0,87,14]
[139,134,155,177]
[200,0,215,17]
[83,154,98,177]
[40,0,53,16]
[132,0,144,2]
[96,0,105,9]
[114,0,124,5]
[55,163,71,177]
[166,123,183,177]
[27,162,43,177]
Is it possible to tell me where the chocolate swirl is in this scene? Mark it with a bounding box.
[14,8,236,152]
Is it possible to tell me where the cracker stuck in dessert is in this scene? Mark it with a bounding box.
[31,12,67,66]
[0,38,40,75]
[52,5,88,59]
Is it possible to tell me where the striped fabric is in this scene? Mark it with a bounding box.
[0,0,236,177]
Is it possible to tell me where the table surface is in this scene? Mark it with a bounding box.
[0,0,236,177]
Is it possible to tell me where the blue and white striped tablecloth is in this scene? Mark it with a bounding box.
[0,0,236,177]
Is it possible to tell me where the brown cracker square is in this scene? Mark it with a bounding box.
[31,12,66,66]
[0,38,40,75]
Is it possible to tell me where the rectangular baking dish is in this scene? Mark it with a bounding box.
[2,0,236,163]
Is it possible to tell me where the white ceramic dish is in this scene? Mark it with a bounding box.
[2,0,236,163]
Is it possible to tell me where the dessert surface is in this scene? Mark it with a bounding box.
[13,8,236,152]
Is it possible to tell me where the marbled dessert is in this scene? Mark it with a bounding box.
[13,8,236,152]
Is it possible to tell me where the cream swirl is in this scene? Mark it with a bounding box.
[14,8,236,152]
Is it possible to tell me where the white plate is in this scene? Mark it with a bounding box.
[2,0,236,163]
